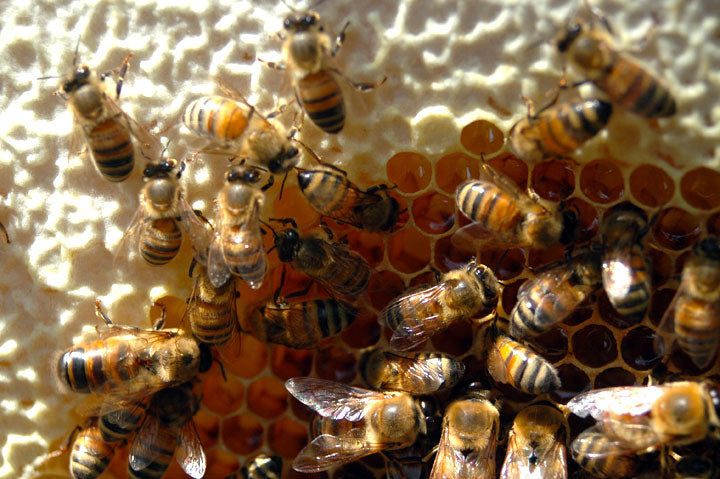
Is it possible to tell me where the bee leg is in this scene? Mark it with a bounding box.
[330,21,351,56]
[259,58,287,71]
[266,98,298,120]
[100,53,134,100]
[42,424,83,462]
[282,278,315,300]
[330,67,388,92]
[269,217,298,229]
[261,174,275,192]
[273,266,288,304]
[0,221,10,244]
[94,300,113,326]
[152,301,167,330]
[71,36,82,66]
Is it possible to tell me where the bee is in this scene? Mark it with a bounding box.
[238,454,283,479]
[500,405,569,479]
[270,217,371,298]
[121,159,211,266]
[508,96,612,164]
[658,236,720,369]
[297,164,400,232]
[128,382,206,479]
[486,323,561,395]
[68,420,117,479]
[509,249,601,338]
[359,348,465,394]
[182,95,299,174]
[571,429,639,479]
[380,259,500,351]
[207,164,272,289]
[186,262,238,346]
[286,377,426,472]
[98,398,150,443]
[454,163,577,250]
[556,8,676,118]
[600,203,652,322]
[429,388,499,479]
[568,382,720,459]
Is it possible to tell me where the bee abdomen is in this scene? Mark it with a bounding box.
[189,299,234,345]
[70,426,114,479]
[509,288,557,338]
[139,218,182,266]
[297,71,345,134]
[499,338,560,394]
[537,99,612,155]
[604,57,676,118]
[608,253,651,321]
[87,118,134,182]
[675,297,720,368]
[183,96,249,143]
[128,427,177,479]
[456,181,519,234]
[99,402,148,442]
[224,227,267,286]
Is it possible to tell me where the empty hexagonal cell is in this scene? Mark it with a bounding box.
[341,307,381,349]
[388,226,432,273]
[580,158,624,203]
[247,377,289,419]
[412,191,456,235]
[598,292,640,329]
[652,207,701,250]
[224,334,269,378]
[202,369,245,415]
[486,153,528,189]
[434,234,475,272]
[572,324,618,368]
[194,409,220,450]
[550,363,591,404]
[533,327,569,363]
[386,152,432,193]
[566,197,599,243]
[430,320,474,356]
[344,230,385,267]
[460,119,504,155]
[564,301,595,326]
[629,164,674,207]
[480,247,524,280]
[531,160,575,201]
[435,152,480,194]
[204,448,240,479]
[649,288,676,326]
[315,345,357,383]
[594,367,637,389]
[620,326,664,371]
[271,347,314,381]
[527,243,565,270]
[681,167,720,210]
[368,270,405,311]
[268,416,309,458]
[409,270,436,288]
[223,413,264,455]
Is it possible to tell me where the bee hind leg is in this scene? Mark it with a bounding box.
[331,67,387,92]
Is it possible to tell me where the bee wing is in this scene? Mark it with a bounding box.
[479,163,535,207]
[292,430,385,473]
[317,241,371,295]
[381,351,463,394]
[113,199,150,265]
[207,236,233,289]
[285,377,391,422]
[570,426,636,459]
[601,237,641,302]
[129,412,164,472]
[501,435,567,479]
[104,95,164,160]
[176,193,212,264]
[486,337,509,384]
[67,112,88,162]
[450,222,495,255]
[567,385,669,420]
[430,416,497,479]
[176,420,207,479]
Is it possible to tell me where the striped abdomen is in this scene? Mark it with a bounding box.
[182,96,249,144]
[510,279,588,338]
[222,225,267,288]
[603,247,651,321]
[70,424,115,479]
[296,71,345,134]
[573,431,638,479]
[301,242,370,297]
[489,336,560,395]
[674,296,720,369]
[597,54,676,118]
[87,117,134,182]
[139,218,182,266]
[189,273,236,345]
[357,192,400,232]
[297,169,357,218]
[127,426,176,479]
[99,400,149,443]
[242,455,283,479]
[456,180,524,243]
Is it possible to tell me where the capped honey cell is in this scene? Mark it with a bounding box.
[629,164,675,207]
[386,152,432,193]
[460,119,504,155]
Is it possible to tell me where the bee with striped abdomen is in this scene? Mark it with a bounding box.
[600,203,652,322]
[238,454,283,479]
[128,382,206,479]
[381,259,500,351]
[556,8,676,118]
[571,429,639,479]
[359,348,465,394]
[66,420,117,479]
[98,398,150,443]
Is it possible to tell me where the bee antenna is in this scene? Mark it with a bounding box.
[493,249,510,271]
[36,75,61,81]
[278,170,290,201]
[260,219,278,238]
[307,0,329,10]
[280,0,298,11]
[292,138,324,164]
[72,36,82,66]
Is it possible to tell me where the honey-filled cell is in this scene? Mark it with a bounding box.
[572,324,618,368]
[222,413,264,455]
[533,327,569,363]
[201,368,245,415]
[315,345,357,383]
[486,153,528,189]
[550,364,591,404]
[409,270,436,288]
[531,159,575,201]
[368,270,405,311]
[566,197,599,243]
[268,416,310,458]
[434,234,475,272]
[652,207,701,250]
[480,247,524,280]
[247,377,289,419]
[344,229,385,267]
[649,288,676,327]
[526,243,565,270]
[435,152,480,194]
[460,119,504,156]
[194,409,220,450]
[204,449,240,479]
[595,367,637,389]
[648,247,672,287]
[430,319,474,356]
[580,158,625,204]
[620,326,664,371]
[680,167,720,210]
[271,347,314,380]
[387,226,432,273]
[386,152,432,193]
[412,191,456,235]
[501,279,525,314]
[341,306,381,349]
[223,334,269,378]
[629,164,674,207]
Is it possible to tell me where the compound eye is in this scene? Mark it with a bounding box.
[77,66,90,79]
[303,14,316,26]
[283,17,292,29]
[244,170,260,183]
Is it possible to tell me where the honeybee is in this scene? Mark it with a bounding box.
[271,218,371,298]
[568,382,720,459]
[658,236,720,369]
[120,159,211,266]
[186,262,238,347]
[297,164,400,232]
[571,429,639,479]
[207,164,272,289]
[68,420,117,479]
[286,377,426,472]
[600,203,652,322]
[556,8,676,118]
[486,323,561,395]
[380,259,500,351]
[128,382,206,479]
[98,398,150,443]
[509,249,602,338]
[359,348,466,394]
[238,454,283,479]
[454,163,577,250]
[429,388,499,479]
[182,95,299,174]
[500,405,569,479]
[508,96,612,164]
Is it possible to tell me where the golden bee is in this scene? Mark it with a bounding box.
[121,159,211,266]
[359,348,465,394]
[429,388,499,479]
[380,259,500,351]
[454,163,577,250]
[600,203,652,322]
[270,218,371,298]
[182,95,299,174]
[185,262,238,346]
[207,164,272,290]
[98,398,150,443]
[239,454,283,479]
[128,382,206,479]
[659,236,720,369]
[509,249,602,338]
[286,377,426,472]
[556,8,676,118]
[500,405,569,479]
[67,420,117,479]
[297,164,400,232]
[508,96,612,164]
[571,429,639,479]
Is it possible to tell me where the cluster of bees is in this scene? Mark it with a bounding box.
[42,2,720,479]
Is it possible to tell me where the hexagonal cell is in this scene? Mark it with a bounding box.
[533,327,569,363]
[486,153,528,189]
[563,301,594,326]
[223,413,264,455]
[648,247,673,287]
[409,270,436,288]
[594,367,637,389]
[680,167,720,210]
[527,243,565,270]
[480,247,524,280]
[412,191,456,235]
[460,119,504,155]
[580,158,625,203]
[649,288,676,326]
[566,197,599,243]
[598,292,639,329]
[620,326,664,371]
[531,160,575,201]
[224,334,269,378]
[194,409,220,450]
[344,230,385,267]
[315,345,357,383]
[572,324,618,368]
[204,448,240,479]
[550,363,591,404]
[435,152,480,194]
[652,207,701,250]
[387,226,432,273]
[271,347,314,380]
[629,164,674,207]
[501,279,525,315]
[368,270,405,311]
[201,368,245,415]
[434,234,475,272]
[247,377,289,419]
[386,152,432,193]
[341,306,381,349]
[268,416,309,458]
[430,320,474,356]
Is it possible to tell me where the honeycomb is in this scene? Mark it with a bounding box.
[2,0,719,478]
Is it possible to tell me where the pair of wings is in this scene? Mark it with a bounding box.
[368,350,465,394]
[303,239,372,298]
[500,434,567,479]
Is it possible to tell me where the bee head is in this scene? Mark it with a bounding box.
[708,385,720,437]
[557,21,583,52]
[283,11,320,32]
[61,64,91,93]
[268,145,300,174]
[275,229,300,262]
[227,164,261,184]
[695,236,720,262]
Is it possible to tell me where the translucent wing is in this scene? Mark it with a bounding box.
[207,236,233,289]
[129,413,164,471]
[478,162,530,204]
[501,434,567,479]
[176,420,207,479]
[517,264,574,298]
[315,241,372,297]
[430,415,497,479]
[292,430,384,473]
[486,337,509,384]
[601,237,641,304]
[113,197,151,265]
[450,222,494,255]
[176,192,212,265]
[381,351,464,394]
[285,377,391,422]
[570,426,637,459]
[567,384,670,420]
[104,95,164,160]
